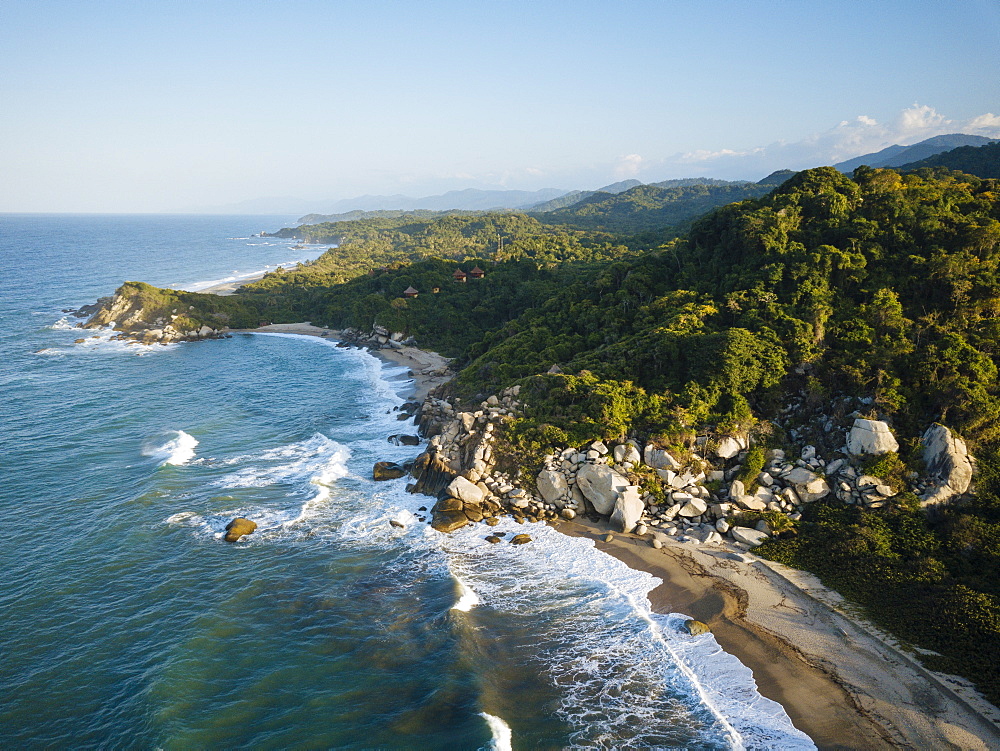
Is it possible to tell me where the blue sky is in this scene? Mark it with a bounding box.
[1,0,998,212]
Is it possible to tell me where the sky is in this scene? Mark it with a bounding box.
[1,0,999,213]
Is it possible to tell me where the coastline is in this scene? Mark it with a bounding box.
[229,322,1000,748]
[234,322,452,402]
[557,517,1000,750]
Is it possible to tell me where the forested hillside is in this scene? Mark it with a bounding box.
[108,164,1000,701]
[532,180,773,233]
[899,142,1000,179]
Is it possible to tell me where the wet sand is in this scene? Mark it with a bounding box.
[558,516,1000,750]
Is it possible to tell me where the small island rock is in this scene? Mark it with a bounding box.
[224,517,257,543]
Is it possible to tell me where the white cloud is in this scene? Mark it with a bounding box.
[967,113,1000,131]
[649,105,1000,181]
[614,153,644,178]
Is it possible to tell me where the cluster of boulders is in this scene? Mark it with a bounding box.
[404,386,578,533]
[339,324,418,350]
[393,384,978,551]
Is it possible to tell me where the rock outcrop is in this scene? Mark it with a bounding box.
[920,424,974,506]
[80,282,231,344]
[575,463,630,515]
[224,517,257,542]
[846,419,899,456]
[373,461,407,481]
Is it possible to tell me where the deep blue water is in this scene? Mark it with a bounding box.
[0,214,813,749]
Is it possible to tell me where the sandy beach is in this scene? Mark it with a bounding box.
[220,320,1000,748]
[557,516,1000,750]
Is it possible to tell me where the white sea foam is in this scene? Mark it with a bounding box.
[480,713,512,751]
[451,573,481,612]
[214,433,351,529]
[436,521,815,750]
[142,430,199,466]
[49,317,78,330]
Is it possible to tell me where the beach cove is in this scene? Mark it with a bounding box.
[234,321,1000,749]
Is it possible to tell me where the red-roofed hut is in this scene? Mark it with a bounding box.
[469,266,485,279]
[453,269,467,282]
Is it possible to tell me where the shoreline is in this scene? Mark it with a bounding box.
[556,517,1000,749]
[234,322,1000,748]
[234,322,451,402]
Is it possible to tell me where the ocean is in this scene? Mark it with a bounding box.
[0,214,814,749]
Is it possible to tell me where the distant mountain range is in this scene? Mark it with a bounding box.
[206,134,998,217]
[833,133,998,173]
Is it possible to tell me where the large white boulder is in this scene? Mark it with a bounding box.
[846,418,899,456]
[678,497,708,517]
[921,424,974,506]
[610,486,644,532]
[783,467,830,503]
[447,476,484,504]
[575,463,630,515]
[613,442,642,464]
[643,445,681,470]
[536,469,569,505]
[731,526,769,546]
[714,436,744,460]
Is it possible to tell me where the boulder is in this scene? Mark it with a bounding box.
[610,486,644,532]
[613,443,642,464]
[486,535,502,544]
[921,424,974,506]
[678,497,708,517]
[684,619,711,636]
[447,476,484,505]
[846,418,899,456]
[714,436,743,460]
[735,495,767,511]
[223,517,256,542]
[373,461,407,481]
[510,534,532,545]
[575,463,630,515]
[560,508,576,520]
[731,526,769,547]
[388,434,421,446]
[431,510,469,533]
[432,497,464,512]
[536,469,569,504]
[644,445,681,470]
[409,451,456,496]
[783,467,831,503]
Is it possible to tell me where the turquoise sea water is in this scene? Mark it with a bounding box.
[0,214,814,749]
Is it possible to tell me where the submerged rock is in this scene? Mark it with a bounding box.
[373,461,407,481]
[485,535,502,544]
[223,517,257,543]
[431,510,469,533]
[510,533,532,545]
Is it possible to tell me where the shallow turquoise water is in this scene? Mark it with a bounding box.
[0,214,813,749]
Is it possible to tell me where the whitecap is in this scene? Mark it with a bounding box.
[480,713,512,751]
[49,317,78,331]
[142,430,199,466]
[451,573,481,612]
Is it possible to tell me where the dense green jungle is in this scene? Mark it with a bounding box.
[121,147,1000,702]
